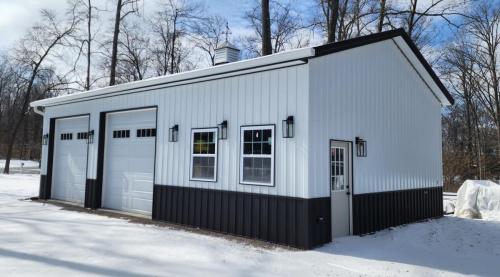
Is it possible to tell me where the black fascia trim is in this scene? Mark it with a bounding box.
[238,124,276,187]
[313,28,454,105]
[189,127,219,183]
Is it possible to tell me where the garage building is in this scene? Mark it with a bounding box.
[31,29,452,249]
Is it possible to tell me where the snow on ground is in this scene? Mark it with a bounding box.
[443,193,457,214]
[1,174,499,277]
[0,159,39,168]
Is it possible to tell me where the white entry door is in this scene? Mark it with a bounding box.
[330,140,352,239]
[52,116,89,204]
[102,108,156,215]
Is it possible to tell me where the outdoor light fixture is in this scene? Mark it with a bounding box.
[169,124,179,142]
[282,116,294,138]
[218,120,228,140]
[355,136,367,157]
[87,130,95,144]
[42,134,49,145]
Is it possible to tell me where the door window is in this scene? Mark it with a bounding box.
[331,146,346,191]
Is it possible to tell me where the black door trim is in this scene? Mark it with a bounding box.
[95,106,158,213]
[46,114,91,202]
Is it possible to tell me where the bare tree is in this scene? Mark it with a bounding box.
[2,10,77,173]
[243,0,306,56]
[69,0,103,90]
[377,0,387,32]
[440,0,500,187]
[150,0,202,75]
[117,21,151,82]
[262,0,273,54]
[320,0,340,43]
[383,0,469,48]
[465,2,500,156]
[109,0,140,86]
[192,15,227,66]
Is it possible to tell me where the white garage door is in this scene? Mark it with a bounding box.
[52,116,89,204]
[102,108,156,215]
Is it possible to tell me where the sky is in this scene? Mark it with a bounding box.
[0,0,279,51]
[0,0,461,51]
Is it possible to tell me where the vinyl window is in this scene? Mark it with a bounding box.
[190,128,218,182]
[240,125,274,186]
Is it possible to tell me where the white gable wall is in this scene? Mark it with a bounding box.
[308,39,443,197]
[40,63,310,198]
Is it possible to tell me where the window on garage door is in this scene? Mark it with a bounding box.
[190,128,218,182]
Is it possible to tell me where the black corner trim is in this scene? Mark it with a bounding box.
[39,174,50,200]
[352,186,443,235]
[41,118,56,200]
[84,179,102,209]
[313,28,454,105]
[152,185,331,249]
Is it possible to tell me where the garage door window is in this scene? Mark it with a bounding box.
[113,130,130,138]
[240,125,274,186]
[77,132,88,140]
[190,128,218,182]
[61,133,73,140]
[137,128,156,138]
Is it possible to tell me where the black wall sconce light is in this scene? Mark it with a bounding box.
[218,120,228,140]
[169,124,179,142]
[282,116,294,138]
[87,130,95,144]
[42,134,49,145]
[355,136,367,157]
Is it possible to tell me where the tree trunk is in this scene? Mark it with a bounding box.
[327,0,339,43]
[170,16,177,74]
[3,114,26,174]
[261,0,272,55]
[110,0,122,86]
[377,0,386,32]
[407,0,418,37]
[86,0,92,90]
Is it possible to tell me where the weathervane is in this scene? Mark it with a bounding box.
[225,21,232,43]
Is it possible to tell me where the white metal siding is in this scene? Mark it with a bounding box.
[40,64,310,198]
[308,40,443,197]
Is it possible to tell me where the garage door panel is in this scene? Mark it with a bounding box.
[103,109,156,215]
[52,116,89,204]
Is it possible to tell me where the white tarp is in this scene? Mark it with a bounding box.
[454,180,500,220]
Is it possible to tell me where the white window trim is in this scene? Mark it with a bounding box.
[190,128,218,182]
[239,125,275,186]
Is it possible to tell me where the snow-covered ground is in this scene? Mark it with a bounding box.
[1,174,499,277]
[0,159,39,168]
[0,160,40,174]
